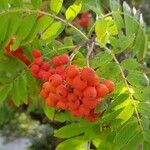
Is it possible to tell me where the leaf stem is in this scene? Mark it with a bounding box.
[98,42,144,131]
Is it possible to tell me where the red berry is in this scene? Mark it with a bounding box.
[56,101,68,110]
[81,67,95,82]
[104,80,115,93]
[52,56,62,66]
[31,64,40,74]
[73,89,83,97]
[60,54,70,64]
[41,62,50,71]
[71,110,80,117]
[49,74,62,87]
[40,90,49,99]
[68,100,80,110]
[46,93,59,107]
[43,82,51,91]
[83,86,97,100]
[96,84,109,98]
[55,66,65,75]
[66,65,79,78]
[38,70,46,78]
[66,77,74,85]
[67,93,78,102]
[82,12,89,18]
[79,105,90,117]
[72,76,87,91]
[42,72,51,81]
[56,85,68,97]
[79,18,89,28]
[34,58,43,66]
[32,49,42,58]
[48,83,56,93]
[82,98,98,109]
[88,75,99,86]
[61,72,67,80]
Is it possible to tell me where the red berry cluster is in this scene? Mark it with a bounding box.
[35,51,115,121]
[31,50,70,81]
[75,12,90,28]
[4,38,31,66]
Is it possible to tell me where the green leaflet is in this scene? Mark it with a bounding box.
[0,84,12,102]
[114,120,140,149]
[42,22,64,40]
[54,123,85,138]
[10,0,23,7]
[109,0,124,32]
[0,0,8,11]
[90,51,112,69]
[121,58,141,70]
[50,0,63,14]
[2,12,21,49]
[110,34,135,54]
[56,136,88,150]
[11,77,21,106]
[12,14,36,50]
[17,74,28,104]
[22,15,54,45]
[127,71,149,87]
[44,106,55,120]
[0,13,10,44]
[65,0,82,21]
[31,0,42,9]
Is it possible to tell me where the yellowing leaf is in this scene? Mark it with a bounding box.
[65,0,82,21]
[50,0,63,14]
[42,22,63,40]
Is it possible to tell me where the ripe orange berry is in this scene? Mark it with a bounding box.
[68,100,80,110]
[104,80,115,93]
[46,98,56,107]
[31,64,40,74]
[34,58,43,66]
[72,76,87,91]
[46,93,59,106]
[43,82,51,91]
[60,54,70,64]
[66,77,74,85]
[48,83,56,93]
[32,49,41,58]
[88,75,99,86]
[56,85,68,97]
[81,67,95,82]
[52,56,62,66]
[56,101,68,110]
[96,84,109,97]
[40,90,49,99]
[83,86,97,100]
[71,110,80,117]
[66,65,79,78]
[79,105,90,117]
[73,89,83,97]
[49,74,62,87]
[67,93,78,102]
[82,98,98,109]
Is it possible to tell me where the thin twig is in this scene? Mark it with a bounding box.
[86,36,95,67]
